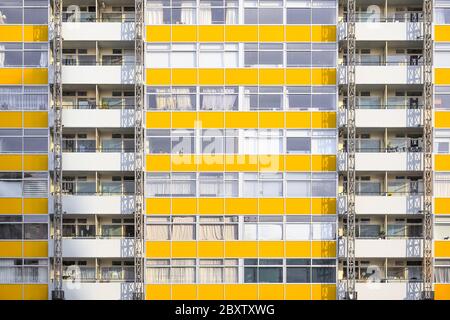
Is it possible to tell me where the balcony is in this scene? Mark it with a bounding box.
[50,194,134,215]
[61,64,135,85]
[62,265,134,282]
[339,238,423,258]
[49,238,135,258]
[339,64,423,85]
[61,153,135,171]
[61,282,134,300]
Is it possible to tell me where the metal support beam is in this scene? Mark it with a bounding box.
[422,0,434,300]
[51,0,64,301]
[134,0,145,301]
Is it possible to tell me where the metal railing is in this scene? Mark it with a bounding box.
[341,11,424,22]
[62,139,135,152]
[62,12,135,23]
[62,97,134,110]
[342,266,423,282]
[62,266,135,282]
[61,181,135,195]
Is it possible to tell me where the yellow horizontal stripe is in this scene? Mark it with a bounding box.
[146,25,336,42]
[436,68,450,85]
[24,284,48,300]
[436,241,450,258]
[146,111,336,129]
[146,284,336,300]
[0,154,48,171]
[0,25,48,42]
[146,197,336,215]
[146,68,336,86]
[0,241,47,258]
[145,241,336,258]
[435,25,450,42]
[435,284,450,300]
[435,111,450,128]
[436,154,450,171]
[0,198,47,215]
[145,154,336,172]
[435,198,450,215]
[0,68,48,85]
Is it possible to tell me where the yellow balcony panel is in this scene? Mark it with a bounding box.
[435,26,450,42]
[312,68,336,85]
[225,111,258,128]
[225,198,258,214]
[225,68,258,85]
[312,284,336,300]
[172,284,197,300]
[312,112,336,128]
[225,155,258,171]
[225,284,258,300]
[225,241,258,257]
[24,154,48,171]
[285,241,311,257]
[198,25,225,42]
[0,25,23,41]
[171,154,197,171]
[436,198,450,215]
[0,198,22,214]
[436,68,450,85]
[198,68,225,85]
[0,155,22,171]
[0,69,22,85]
[259,111,285,128]
[225,25,258,42]
[286,111,311,128]
[435,111,450,128]
[23,68,48,85]
[0,241,22,257]
[0,111,22,128]
[435,241,450,258]
[171,111,197,128]
[146,69,171,85]
[435,284,450,300]
[285,26,311,42]
[259,68,285,85]
[311,25,336,42]
[24,112,48,128]
[286,198,311,214]
[172,25,197,42]
[198,284,225,300]
[285,284,311,300]
[285,155,311,171]
[259,154,284,172]
[312,241,336,258]
[24,284,48,300]
[311,198,336,215]
[171,241,197,257]
[198,198,225,215]
[258,241,285,257]
[146,284,171,300]
[258,198,284,214]
[312,155,336,172]
[259,25,285,42]
[146,111,171,128]
[198,112,225,128]
[286,68,311,85]
[146,155,171,171]
[198,155,225,171]
[146,198,171,215]
[172,69,198,85]
[146,241,171,258]
[0,284,22,300]
[259,284,284,300]
[23,198,48,215]
[171,198,197,214]
[24,26,48,42]
[197,241,225,258]
[436,154,450,171]
[146,25,171,42]
[23,241,47,258]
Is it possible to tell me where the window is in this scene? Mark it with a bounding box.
[147,86,196,110]
[435,173,450,197]
[435,130,450,153]
[436,8,450,24]
[199,216,238,240]
[244,259,283,283]
[436,86,450,110]
[200,87,238,110]
[244,43,283,67]
[0,258,47,284]
[244,0,283,24]
[199,43,238,68]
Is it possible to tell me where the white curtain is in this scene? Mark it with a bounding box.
[287,180,311,197]
[0,45,5,67]
[199,267,222,283]
[199,179,223,196]
[172,218,195,240]
[22,267,47,283]
[223,88,237,110]
[147,267,170,283]
[261,181,283,197]
[224,267,238,283]
[173,88,192,110]
[224,224,238,240]
[258,224,283,240]
[242,90,251,111]
[435,267,450,283]
[312,223,335,240]
[199,5,212,24]
[435,173,450,197]
[155,88,174,110]
[286,224,311,240]
[172,180,195,195]
[200,224,223,240]
[171,267,195,283]
[181,5,195,24]
[243,223,257,240]
[147,7,164,24]
[23,94,47,110]
[0,181,22,197]
[0,260,19,283]
[225,8,238,24]
[40,51,48,67]
[201,88,223,110]
[148,180,170,196]
[146,225,170,240]
[312,138,336,154]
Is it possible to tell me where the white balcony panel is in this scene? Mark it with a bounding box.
[339,66,423,85]
[355,195,423,215]
[62,66,135,84]
[62,22,135,41]
[354,239,423,258]
[355,282,422,300]
[62,110,134,128]
[355,152,423,171]
[49,195,134,214]
[62,153,135,171]
[49,239,135,258]
[355,109,422,128]
[60,282,133,300]
[338,22,422,41]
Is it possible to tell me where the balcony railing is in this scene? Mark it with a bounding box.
[342,266,423,282]
[352,96,423,109]
[62,139,135,152]
[62,12,135,23]
[341,11,424,22]
[342,138,423,153]
[342,224,423,238]
[62,266,134,282]
[62,97,134,110]
[61,181,135,195]
[62,58,136,66]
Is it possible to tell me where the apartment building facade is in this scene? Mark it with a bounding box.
[0,0,449,300]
